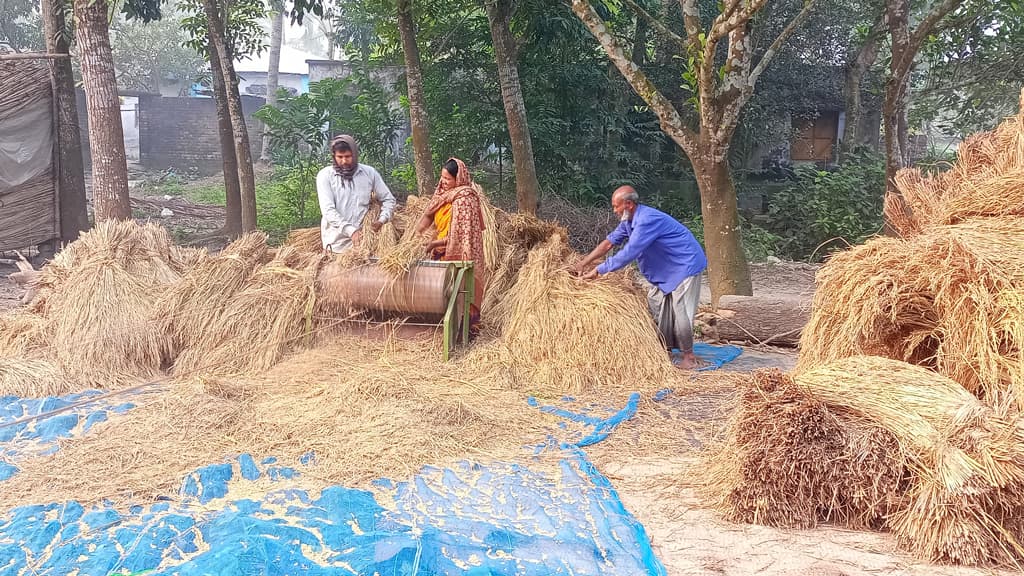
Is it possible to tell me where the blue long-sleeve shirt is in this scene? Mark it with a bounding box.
[596,204,707,293]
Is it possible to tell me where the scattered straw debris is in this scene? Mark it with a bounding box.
[0,333,578,509]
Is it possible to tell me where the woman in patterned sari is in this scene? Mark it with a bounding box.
[415,157,488,332]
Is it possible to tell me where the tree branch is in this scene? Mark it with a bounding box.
[750,0,819,83]
[710,0,767,43]
[679,0,702,50]
[570,0,698,153]
[620,0,688,52]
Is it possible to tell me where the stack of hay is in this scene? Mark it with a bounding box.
[0,222,325,395]
[465,234,674,393]
[710,92,1024,566]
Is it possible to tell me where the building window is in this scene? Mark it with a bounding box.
[791,112,838,163]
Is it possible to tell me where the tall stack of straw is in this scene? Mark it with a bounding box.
[711,91,1024,566]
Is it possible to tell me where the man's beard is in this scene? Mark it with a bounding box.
[334,162,356,181]
[620,209,632,222]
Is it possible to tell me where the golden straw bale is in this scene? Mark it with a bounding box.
[156,232,270,352]
[886,96,1024,234]
[798,217,1024,405]
[172,247,320,376]
[46,260,170,388]
[705,368,905,530]
[0,358,72,397]
[282,227,322,254]
[479,212,569,334]
[476,235,673,393]
[795,356,1024,566]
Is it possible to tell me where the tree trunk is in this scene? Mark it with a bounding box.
[203,0,258,231]
[74,0,131,222]
[208,34,243,236]
[693,154,752,302]
[397,0,435,197]
[42,0,89,239]
[701,294,810,347]
[841,31,881,160]
[261,7,283,163]
[484,0,540,214]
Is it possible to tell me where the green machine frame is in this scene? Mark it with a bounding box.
[441,260,474,362]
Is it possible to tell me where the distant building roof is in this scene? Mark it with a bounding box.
[234,46,324,75]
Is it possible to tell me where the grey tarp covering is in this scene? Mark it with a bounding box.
[0,58,58,251]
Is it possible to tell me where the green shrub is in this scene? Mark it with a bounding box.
[766,150,885,261]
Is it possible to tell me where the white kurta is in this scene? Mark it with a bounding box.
[315,163,397,252]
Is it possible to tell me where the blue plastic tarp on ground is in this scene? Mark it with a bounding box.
[0,448,664,575]
[0,391,135,481]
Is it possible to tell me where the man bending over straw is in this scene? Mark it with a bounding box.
[574,186,708,370]
[316,134,397,253]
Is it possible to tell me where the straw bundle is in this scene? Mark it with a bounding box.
[481,234,673,393]
[282,227,322,254]
[46,259,170,387]
[480,213,569,331]
[0,310,49,357]
[705,368,905,530]
[0,358,73,397]
[798,217,1024,406]
[156,232,269,352]
[794,356,1024,565]
[888,91,1024,236]
[27,221,186,315]
[172,247,320,376]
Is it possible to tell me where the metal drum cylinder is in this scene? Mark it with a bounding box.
[318,261,453,315]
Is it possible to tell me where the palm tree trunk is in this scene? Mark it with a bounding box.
[74,0,131,221]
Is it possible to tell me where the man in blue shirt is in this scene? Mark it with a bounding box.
[575,186,708,369]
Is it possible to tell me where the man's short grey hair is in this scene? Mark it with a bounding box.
[622,190,640,204]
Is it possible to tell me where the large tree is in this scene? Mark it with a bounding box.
[41,0,89,240]
[570,0,817,300]
[75,0,132,221]
[396,0,436,196]
[484,0,541,214]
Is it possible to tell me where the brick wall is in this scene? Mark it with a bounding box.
[137,94,265,174]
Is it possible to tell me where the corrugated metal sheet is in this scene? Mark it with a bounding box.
[0,58,58,251]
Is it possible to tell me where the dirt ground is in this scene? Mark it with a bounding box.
[0,191,1012,575]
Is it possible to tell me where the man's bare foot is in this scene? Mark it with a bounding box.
[677,353,710,370]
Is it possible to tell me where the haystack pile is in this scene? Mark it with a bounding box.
[710,93,1024,566]
[0,221,321,393]
[468,234,673,392]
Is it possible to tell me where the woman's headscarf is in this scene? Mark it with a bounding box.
[432,157,475,201]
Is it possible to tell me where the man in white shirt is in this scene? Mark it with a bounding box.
[316,134,398,253]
